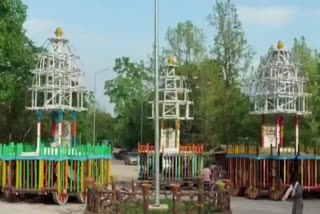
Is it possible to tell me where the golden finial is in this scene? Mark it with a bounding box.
[277,40,284,50]
[167,56,175,65]
[55,27,63,39]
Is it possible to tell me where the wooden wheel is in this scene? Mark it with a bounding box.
[4,189,17,202]
[247,187,260,199]
[52,180,69,205]
[53,191,69,205]
[269,188,285,201]
[76,192,87,204]
[232,186,244,196]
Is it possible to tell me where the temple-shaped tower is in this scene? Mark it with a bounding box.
[27,28,87,151]
[149,57,194,151]
[249,41,311,151]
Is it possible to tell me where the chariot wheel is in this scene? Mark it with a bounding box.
[247,187,260,199]
[232,186,244,196]
[269,188,285,201]
[52,181,69,205]
[53,190,69,205]
[4,189,17,202]
[76,192,87,204]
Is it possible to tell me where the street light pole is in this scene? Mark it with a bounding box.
[140,99,143,144]
[93,68,109,145]
[154,0,160,206]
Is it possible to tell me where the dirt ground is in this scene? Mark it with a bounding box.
[0,159,319,214]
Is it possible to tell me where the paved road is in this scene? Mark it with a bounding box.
[0,195,318,214]
[0,159,319,213]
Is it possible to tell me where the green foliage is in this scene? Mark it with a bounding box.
[203,0,255,145]
[0,0,37,142]
[105,57,148,116]
[208,0,254,86]
[0,0,31,72]
[105,57,153,148]
[291,36,320,145]
[164,20,206,64]
[191,60,258,147]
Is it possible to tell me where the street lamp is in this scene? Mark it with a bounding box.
[140,95,144,145]
[93,68,110,145]
[153,0,160,207]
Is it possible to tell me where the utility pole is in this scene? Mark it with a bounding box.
[140,100,143,144]
[154,0,160,206]
[140,75,144,145]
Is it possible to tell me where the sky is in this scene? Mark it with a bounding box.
[22,0,320,115]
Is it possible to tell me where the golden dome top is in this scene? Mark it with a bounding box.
[55,27,63,39]
[167,56,176,65]
[277,40,284,50]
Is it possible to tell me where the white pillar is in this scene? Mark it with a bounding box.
[295,115,299,153]
[36,110,42,152]
[276,114,280,149]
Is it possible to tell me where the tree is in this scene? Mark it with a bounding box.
[192,59,258,147]
[208,0,254,87]
[164,21,206,65]
[291,36,320,145]
[0,0,39,142]
[105,57,153,148]
[206,0,254,145]
[105,57,148,116]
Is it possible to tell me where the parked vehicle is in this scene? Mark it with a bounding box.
[124,152,138,165]
[118,149,128,159]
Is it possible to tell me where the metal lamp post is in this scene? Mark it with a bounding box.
[93,68,110,145]
[154,0,160,206]
[140,97,144,144]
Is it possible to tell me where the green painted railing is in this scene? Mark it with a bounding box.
[0,143,112,160]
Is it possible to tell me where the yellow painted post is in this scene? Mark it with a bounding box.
[80,161,84,193]
[39,160,44,189]
[107,159,111,183]
[65,161,68,191]
[100,159,104,184]
[57,161,61,194]
[301,160,304,186]
[104,159,107,183]
[88,160,91,179]
[103,159,106,183]
[283,160,286,184]
[15,160,19,189]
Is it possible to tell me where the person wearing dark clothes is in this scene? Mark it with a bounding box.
[282,173,303,214]
[290,173,303,214]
